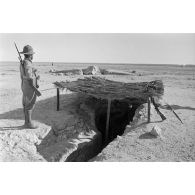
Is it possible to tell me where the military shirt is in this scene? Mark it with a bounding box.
[20,58,37,81]
[20,58,38,97]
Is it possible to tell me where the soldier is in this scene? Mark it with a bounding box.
[20,45,40,129]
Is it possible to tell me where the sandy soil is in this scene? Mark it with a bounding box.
[0,63,195,161]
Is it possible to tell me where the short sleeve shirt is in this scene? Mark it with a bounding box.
[20,59,35,80]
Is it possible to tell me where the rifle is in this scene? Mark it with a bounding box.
[14,42,41,97]
[151,97,166,121]
[165,103,183,124]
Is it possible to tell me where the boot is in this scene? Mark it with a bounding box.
[24,109,38,129]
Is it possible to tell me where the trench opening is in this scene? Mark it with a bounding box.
[94,99,141,147]
[67,96,145,161]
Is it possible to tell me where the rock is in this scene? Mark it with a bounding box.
[9,140,16,148]
[49,68,55,73]
[82,66,101,75]
[150,125,162,137]
[77,69,83,75]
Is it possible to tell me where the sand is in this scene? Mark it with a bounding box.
[0,62,195,161]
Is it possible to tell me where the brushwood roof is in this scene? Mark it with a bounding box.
[54,77,164,100]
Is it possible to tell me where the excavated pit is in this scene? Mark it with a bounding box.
[94,99,141,146]
[48,95,146,162]
[66,95,147,161]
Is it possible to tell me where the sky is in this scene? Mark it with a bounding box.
[0,33,195,64]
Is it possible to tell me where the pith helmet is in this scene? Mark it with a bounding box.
[20,45,35,55]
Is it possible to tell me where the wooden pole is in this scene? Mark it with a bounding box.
[105,99,111,143]
[57,88,60,111]
[151,97,166,121]
[147,97,151,123]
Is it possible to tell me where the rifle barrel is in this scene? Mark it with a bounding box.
[14,42,22,63]
[165,103,183,124]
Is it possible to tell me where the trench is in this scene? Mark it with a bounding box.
[65,96,145,162]
[94,99,141,147]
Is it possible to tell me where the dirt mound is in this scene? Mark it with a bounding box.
[82,65,101,75]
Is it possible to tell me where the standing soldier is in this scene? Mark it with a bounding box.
[20,45,40,129]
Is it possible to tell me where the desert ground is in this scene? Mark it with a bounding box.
[0,62,195,161]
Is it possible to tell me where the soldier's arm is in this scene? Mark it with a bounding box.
[23,60,33,79]
[23,60,35,87]
[33,68,40,80]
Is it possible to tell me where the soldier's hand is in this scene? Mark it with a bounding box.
[33,68,38,73]
[36,75,40,80]
[28,78,34,87]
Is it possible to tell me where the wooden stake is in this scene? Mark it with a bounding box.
[151,97,166,121]
[57,88,60,111]
[105,99,111,143]
[147,97,151,123]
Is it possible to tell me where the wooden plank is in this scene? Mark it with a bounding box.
[105,99,111,143]
[57,88,60,111]
[147,97,151,123]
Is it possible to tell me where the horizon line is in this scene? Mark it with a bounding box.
[0,60,194,66]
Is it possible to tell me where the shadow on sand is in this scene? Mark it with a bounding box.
[0,94,75,127]
[139,132,157,139]
[0,93,84,161]
[161,105,195,111]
